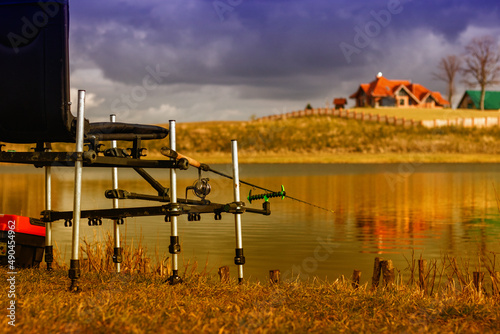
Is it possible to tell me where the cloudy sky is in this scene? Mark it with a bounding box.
[67,0,500,124]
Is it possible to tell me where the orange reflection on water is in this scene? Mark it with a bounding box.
[0,164,499,281]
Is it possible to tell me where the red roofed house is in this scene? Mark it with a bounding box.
[350,74,450,108]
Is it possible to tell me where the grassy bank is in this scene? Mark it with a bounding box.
[2,265,499,333]
[153,116,500,163]
[2,237,500,333]
[167,117,500,155]
[3,115,500,164]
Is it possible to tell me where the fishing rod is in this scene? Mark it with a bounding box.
[160,147,335,213]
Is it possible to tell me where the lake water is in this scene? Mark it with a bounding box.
[1,163,500,283]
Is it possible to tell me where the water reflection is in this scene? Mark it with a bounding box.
[1,163,499,282]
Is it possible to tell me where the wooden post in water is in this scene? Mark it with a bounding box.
[381,260,395,287]
[352,270,361,289]
[218,266,230,283]
[473,271,484,293]
[219,266,229,283]
[418,259,427,294]
[491,272,500,295]
[269,270,281,284]
[371,257,382,289]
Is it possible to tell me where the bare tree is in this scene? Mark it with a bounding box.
[462,36,500,110]
[433,55,461,107]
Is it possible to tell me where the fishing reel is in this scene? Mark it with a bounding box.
[185,169,211,201]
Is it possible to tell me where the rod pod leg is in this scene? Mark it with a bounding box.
[68,90,86,292]
[167,120,182,285]
[44,157,53,271]
[110,114,122,272]
[232,140,245,284]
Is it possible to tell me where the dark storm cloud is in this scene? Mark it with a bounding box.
[387,0,499,40]
[66,0,500,121]
[69,0,359,86]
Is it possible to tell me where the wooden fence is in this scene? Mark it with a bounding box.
[257,108,500,128]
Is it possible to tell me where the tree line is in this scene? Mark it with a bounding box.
[433,36,500,110]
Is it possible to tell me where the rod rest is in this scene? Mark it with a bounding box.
[40,200,270,223]
[88,122,168,141]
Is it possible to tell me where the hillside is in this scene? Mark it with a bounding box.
[3,115,500,164]
[149,116,500,163]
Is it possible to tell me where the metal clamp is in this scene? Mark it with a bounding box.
[45,245,54,268]
[177,158,189,170]
[165,203,183,217]
[68,259,81,280]
[169,236,181,254]
[234,248,246,265]
[68,259,81,292]
[72,152,84,162]
[113,247,123,263]
[82,150,97,163]
[41,210,52,222]
[224,201,246,214]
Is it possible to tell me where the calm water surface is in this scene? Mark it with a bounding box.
[1,163,500,283]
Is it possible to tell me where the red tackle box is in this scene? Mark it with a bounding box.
[0,214,46,268]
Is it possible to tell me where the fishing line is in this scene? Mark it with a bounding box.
[208,168,335,213]
[160,147,335,213]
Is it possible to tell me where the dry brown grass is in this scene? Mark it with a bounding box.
[1,267,499,333]
[1,236,500,333]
